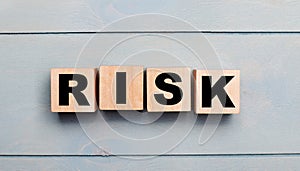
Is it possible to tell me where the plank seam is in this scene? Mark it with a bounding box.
[1,153,300,157]
[1,31,300,35]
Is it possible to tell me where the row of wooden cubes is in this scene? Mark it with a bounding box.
[51,66,240,114]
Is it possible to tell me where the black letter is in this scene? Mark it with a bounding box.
[154,73,183,105]
[116,72,126,104]
[202,76,235,108]
[59,74,90,106]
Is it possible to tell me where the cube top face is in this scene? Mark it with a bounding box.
[51,68,97,113]
[147,67,191,112]
[194,70,240,114]
[99,66,144,110]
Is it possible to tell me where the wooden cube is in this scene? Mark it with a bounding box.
[51,68,97,112]
[147,67,191,112]
[194,70,240,114]
[99,66,144,110]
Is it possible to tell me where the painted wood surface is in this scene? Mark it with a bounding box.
[1,1,299,169]
[0,156,300,170]
[0,33,299,155]
[1,0,300,32]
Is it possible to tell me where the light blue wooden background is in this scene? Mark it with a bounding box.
[0,0,300,170]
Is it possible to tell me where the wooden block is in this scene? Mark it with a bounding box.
[194,70,240,114]
[147,67,191,112]
[99,66,144,110]
[51,68,97,112]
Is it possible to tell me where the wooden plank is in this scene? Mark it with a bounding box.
[0,34,299,155]
[1,1,300,32]
[0,156,300,170]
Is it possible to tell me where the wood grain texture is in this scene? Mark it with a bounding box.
[1,0,300,32]
[0,34,299,155]
[99,66,144,110]
[51,68,97,112]
[193,70,240,114]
